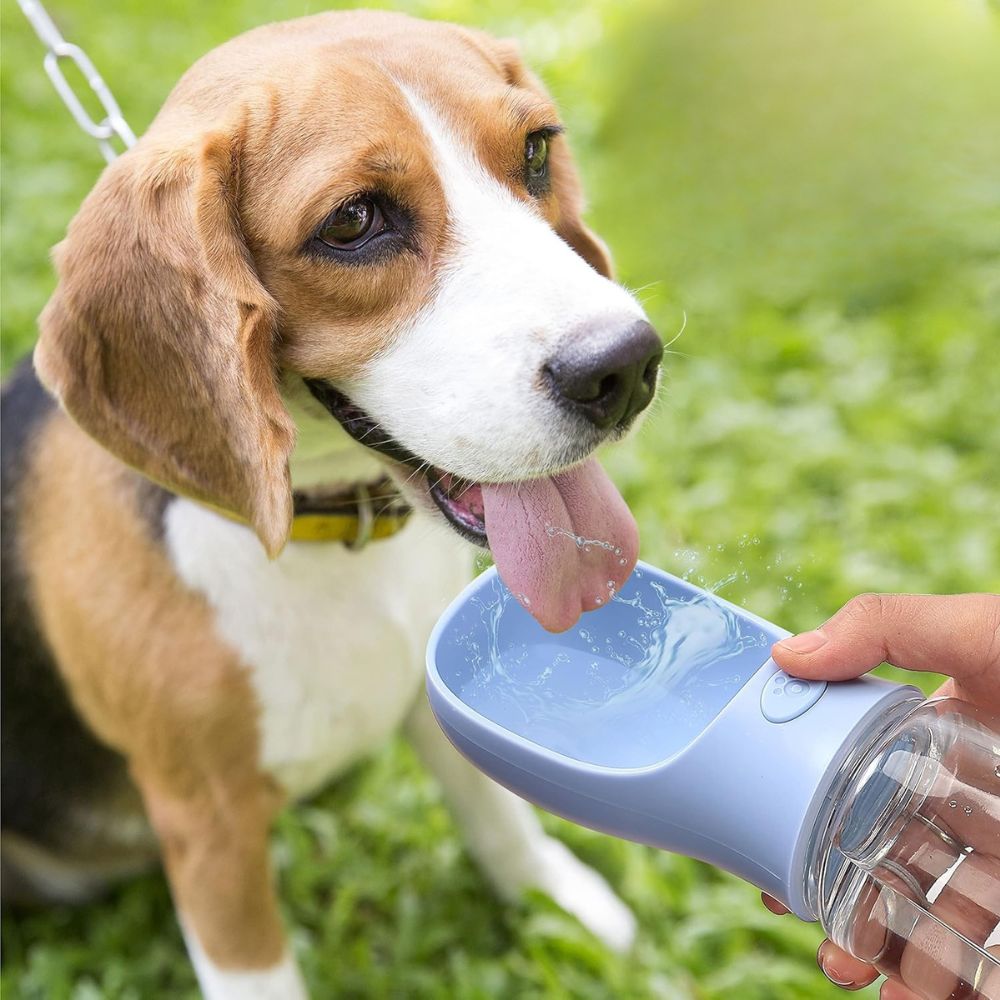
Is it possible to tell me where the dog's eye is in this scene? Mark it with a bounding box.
[317,198,385,249]
[524,129,561,196]
[525,132,549,181]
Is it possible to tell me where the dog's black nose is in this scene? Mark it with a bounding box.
[544,320,662,429]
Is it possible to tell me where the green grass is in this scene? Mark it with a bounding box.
[2,1,998,997]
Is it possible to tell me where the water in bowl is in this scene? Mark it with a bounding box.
[441,567,774,768]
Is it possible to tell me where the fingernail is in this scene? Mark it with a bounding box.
[777,629,828,654]
[817,950,857,989]
[824,967,859,988]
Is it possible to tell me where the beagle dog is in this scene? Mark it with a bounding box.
[1,10,662,998]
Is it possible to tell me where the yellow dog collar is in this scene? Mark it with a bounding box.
[289,477,412,548]
[209,476,412,549]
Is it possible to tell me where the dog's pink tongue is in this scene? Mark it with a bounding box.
[481,458,639,633]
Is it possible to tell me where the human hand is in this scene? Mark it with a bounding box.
[762,593,1000,999]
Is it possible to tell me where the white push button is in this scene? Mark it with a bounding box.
[761,671,827,723]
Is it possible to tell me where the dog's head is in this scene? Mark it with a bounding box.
[35,11,660,630]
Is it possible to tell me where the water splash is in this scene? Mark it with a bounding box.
[670,537,812,611]
[446,567,772,767]
[545,523,622,556]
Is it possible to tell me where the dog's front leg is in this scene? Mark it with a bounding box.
[404,694,637,952]
[136,768,308,1000]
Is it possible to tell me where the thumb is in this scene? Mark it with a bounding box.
[771,594,1000,706]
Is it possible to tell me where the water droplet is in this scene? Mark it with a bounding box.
[949,799,958,809]
[619,558,627,566]
[994,764,1000,779]
[963,805,973,816]
[595,597,603,605]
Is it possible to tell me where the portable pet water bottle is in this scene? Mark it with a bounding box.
[426,563,1000,1000]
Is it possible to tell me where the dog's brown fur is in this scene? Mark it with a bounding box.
[35,12,609,556]
[21,415,286,966]
[10,9,613,972]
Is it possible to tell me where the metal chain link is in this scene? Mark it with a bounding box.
[17,0,136,162]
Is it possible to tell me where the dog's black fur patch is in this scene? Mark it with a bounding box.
[0,360,153,893]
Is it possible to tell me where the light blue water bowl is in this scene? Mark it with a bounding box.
[426,562,919,918]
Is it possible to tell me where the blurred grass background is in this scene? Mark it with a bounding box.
[2,0,999,997]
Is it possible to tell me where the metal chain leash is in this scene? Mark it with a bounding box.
[17,0,136,162]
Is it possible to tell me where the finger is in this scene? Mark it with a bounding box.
[852,847,999,1000]
[771,593,1000,710]
[923,763,1000,847]
[847,874,892,966]
[879,729,1000,847]
[983,946,1000,999]
[773,593,1000,678]
[817,940,880,990]
[761,892,789,915]
[879,980,924,1000]
[935,699,1000,804]
[898,852,1000,998]
[833,821,1000,999]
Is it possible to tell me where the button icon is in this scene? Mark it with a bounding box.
[761,670,827,723]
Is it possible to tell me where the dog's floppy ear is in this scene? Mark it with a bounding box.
[35,121,295,556]
[484,35,615,280]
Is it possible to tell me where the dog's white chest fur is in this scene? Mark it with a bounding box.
[166,500,470,799]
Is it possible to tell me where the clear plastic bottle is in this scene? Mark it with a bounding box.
[806,697,1000,1000]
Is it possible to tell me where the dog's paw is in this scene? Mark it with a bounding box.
[527,836,637,953]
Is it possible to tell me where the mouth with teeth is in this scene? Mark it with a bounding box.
[428,474,487,543]
[304,378,639,633]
